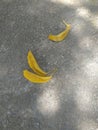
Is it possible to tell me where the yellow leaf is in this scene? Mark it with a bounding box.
[48,20,71,42]
[27,50,47,76]
[23,51,57,83]
[23,70,52,83]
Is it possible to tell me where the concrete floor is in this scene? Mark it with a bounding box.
[0,0,98,130]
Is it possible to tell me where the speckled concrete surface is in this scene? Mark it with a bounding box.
[0,0,98,130]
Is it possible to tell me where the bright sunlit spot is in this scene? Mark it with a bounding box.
[91,15,98,29]
[76,7,98,29]
[75,87,92,111]
[37,87,59,117]
[72,19,85,35]
[79,37,93,49]
[76,7,90,18]
[83,60,98,78]
[77,120,98,130]
[50,0,81,6]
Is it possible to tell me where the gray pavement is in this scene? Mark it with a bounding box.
[0,0,98,130]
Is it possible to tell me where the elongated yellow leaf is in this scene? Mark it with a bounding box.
[27,50,47,76]
[48,21,71,42]
[23,70,52,83]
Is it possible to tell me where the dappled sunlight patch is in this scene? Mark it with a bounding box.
[50,0,81,6]
[78,37,93,49]
[76,6,98,29]
[83,60,98,78]
[77,120,98,130]
[72,19,85,35]
[50,0,97,6]
[91,15,98,29]
[75,87,93,111]
[76,7,90,18]
[37,82,60,117]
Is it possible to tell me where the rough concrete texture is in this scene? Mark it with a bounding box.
[0,0,98,130]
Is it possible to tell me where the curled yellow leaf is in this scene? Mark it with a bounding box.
[48,20,71,42]
[27,50,47,76]
[23,51,57,83]
[23,70,52,83]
